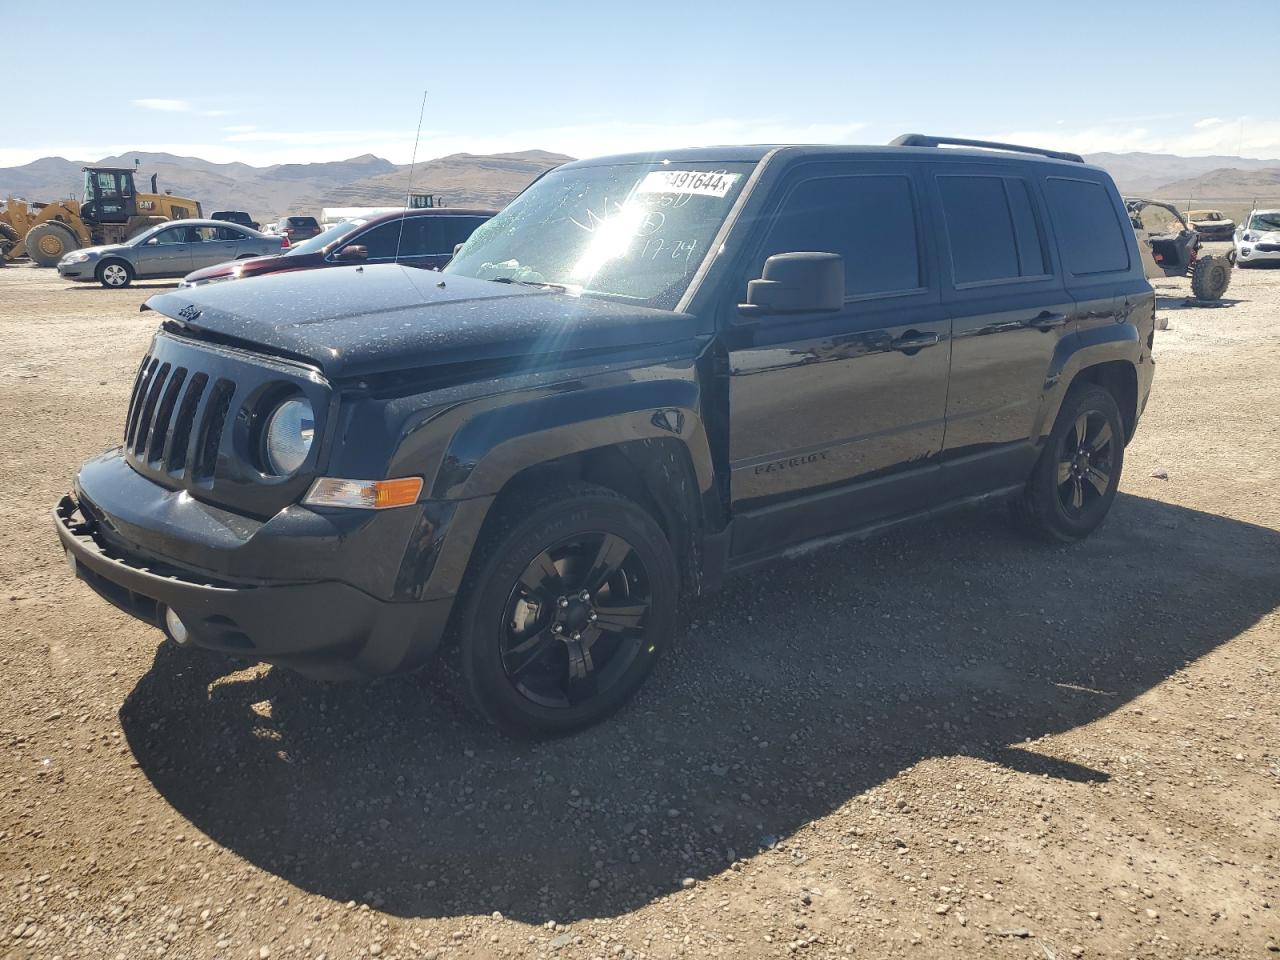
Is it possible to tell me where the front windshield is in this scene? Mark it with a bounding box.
[286,219,366,256]
[1247,212,1280,233]
[445,161,756,309]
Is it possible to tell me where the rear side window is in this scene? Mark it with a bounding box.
[1044,177,1130,275]
[937,175,1048,284]
[760,174,922,296]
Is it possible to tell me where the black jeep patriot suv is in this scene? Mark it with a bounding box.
[55,135,1155,735]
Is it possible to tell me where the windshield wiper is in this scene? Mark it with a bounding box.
[486,276,570,293]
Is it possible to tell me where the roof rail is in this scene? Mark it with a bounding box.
[890,134,1083,164]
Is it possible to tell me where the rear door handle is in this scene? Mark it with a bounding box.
[889,331,941,352]
[1027,311,1068,331]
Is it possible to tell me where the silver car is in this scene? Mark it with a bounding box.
[56,219,282,288]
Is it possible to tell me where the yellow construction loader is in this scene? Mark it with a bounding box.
[0,166,202,266]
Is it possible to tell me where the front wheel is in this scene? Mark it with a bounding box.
[455,483,678,737]
[97,259,134,288]
[1012,384,1125,542]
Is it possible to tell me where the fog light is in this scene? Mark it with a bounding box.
[163,606,191,646]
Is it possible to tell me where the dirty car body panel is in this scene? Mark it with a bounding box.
[56,142,1154,689]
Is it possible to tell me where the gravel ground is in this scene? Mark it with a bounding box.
[1,260,1277,960]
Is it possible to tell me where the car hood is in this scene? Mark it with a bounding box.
[145,263,701,380]
[183,252,314,284]
[1244,230,1280,242]
[73,244,127,258]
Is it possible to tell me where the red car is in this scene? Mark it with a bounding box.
[179,207,496,287]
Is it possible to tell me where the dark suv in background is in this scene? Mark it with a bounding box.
[55,135,1155,736]
[275,215,322,243]
[180,207,495,287]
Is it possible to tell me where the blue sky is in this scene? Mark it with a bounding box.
[6,0,1278,167]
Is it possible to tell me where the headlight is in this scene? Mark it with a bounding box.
[262,397,314,475]
[63,252,91,264]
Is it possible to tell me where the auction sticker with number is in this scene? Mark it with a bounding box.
[636,170,741,199]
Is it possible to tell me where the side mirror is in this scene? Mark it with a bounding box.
[334,245,368,263]
[739,252,844,317]
[453,242,465,257]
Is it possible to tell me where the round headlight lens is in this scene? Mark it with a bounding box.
[263,397,314,476]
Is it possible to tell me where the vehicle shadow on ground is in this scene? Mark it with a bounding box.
[120,492,1280,922]
[63,281,180,292]
[1155,295,1245,311]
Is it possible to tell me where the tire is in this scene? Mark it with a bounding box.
[455,482,678,737]
[1012,383,1125,542]
[96,259,134,289]
[25,222,79,267]
[0,221,18,245]
[1190,256,1231,301]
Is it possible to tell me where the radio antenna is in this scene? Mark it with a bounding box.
[394,89,429,265]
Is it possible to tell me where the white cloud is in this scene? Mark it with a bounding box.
[201,109,231,117]
[982,117,1280,159]
[132,98,192,113]
[10,116,1275,172]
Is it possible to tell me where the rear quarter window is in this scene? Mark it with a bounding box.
[1044,177,1131,275]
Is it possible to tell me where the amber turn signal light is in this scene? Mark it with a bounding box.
[303,476,424,510]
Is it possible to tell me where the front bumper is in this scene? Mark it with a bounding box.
[53,453,465,678]
[57,261,93,280]
[1237,243,1280,265]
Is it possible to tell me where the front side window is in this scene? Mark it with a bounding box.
[756,174,921,296]
[149,227,190,245]
[446,161,756,309]
[352,220,410,259]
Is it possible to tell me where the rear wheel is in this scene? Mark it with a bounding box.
[1012,384,1124,542]
[25,222,79,267]
[97,259,134,289]
[455,483,677,737]
[1190,256,1231,300]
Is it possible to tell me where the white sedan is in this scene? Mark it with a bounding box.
[1235,209,1280,267]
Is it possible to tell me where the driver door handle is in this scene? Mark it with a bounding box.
[890,331,941,352]
[1027,311,1068,331]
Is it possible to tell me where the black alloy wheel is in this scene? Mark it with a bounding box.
[1012,383,1125,542]
[456,482,677,736]
[500,532,652,710]
[1056,410,1115,518]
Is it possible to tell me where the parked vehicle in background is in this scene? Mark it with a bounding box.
[56,135,1155,735]
[1234,209,1280,267]
[211,210,260,231]
[57,219,282,288]
[275,216,322,243]
[2,165,202,266]
[321,195,445,227]
[180,207,495,287]
[1186,209,1235,242]
[1125,198,1232,300]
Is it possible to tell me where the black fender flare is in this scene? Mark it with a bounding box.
[397,375,717,603]
[430,377,714,501]
[1036,323,1141,442]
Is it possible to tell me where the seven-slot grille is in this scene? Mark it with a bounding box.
[123,353,234,482]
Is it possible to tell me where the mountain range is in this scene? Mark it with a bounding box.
[2,147,1278,224]
[0,150,572,222]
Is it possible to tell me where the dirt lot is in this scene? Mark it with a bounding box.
[1,261,1277,960]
